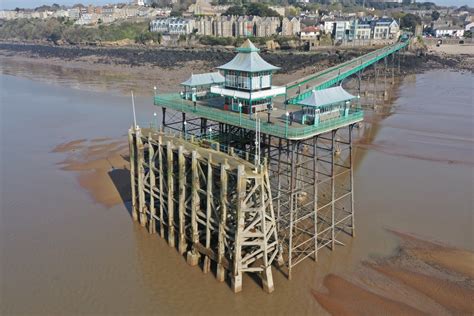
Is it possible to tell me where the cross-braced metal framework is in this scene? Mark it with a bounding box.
[129,128,280,293]
[266,127,355,279]
[156,109,356,280]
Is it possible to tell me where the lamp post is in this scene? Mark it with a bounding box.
[183,120,187,139]
[285,111,290,138]
[192,87,197,111]
[238,102,242,126]
[153,112,158,130]
[267,103,272,124]
[208,127,212,140]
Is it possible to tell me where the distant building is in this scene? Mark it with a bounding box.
[281,17,301,36]
[75,13,100,25]
[354,20,372,40]
[68,8,80,20]
[373,18,399,40]
[150,17,195,35]
[300,26,320,40]
[195,15,287,38]
[434,26,465,37]
[323,19,350,40]
[465,22,474,32]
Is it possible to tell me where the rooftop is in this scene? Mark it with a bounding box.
[298,86,356,108]
[217,39,280,73]
[181,72,225,87]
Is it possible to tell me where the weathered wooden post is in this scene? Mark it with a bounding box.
[187,150,201,266]
[177,146,187,254]
[216,162,228,282]
[137,133,147,227]
[166,141,175,247]
[203,155,213,274]
[148,134,156,234]
[128,128,138,222]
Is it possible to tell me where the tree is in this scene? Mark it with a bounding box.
[400,13,421,32]
[170,10,182,17]
[431,10,440,21]
[224,3,280,17]
[224,5,245,16]
[246,3,280,17]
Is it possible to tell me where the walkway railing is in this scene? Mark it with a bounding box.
[286,41,408,104]
[154,94,364,140]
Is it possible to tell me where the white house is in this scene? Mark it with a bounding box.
[465,22,474,32]
[300,26,320,40]
[434,26,465,37]
[150,17,195,35]
[373,18,399,40]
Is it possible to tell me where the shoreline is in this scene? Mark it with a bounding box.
[2,41,472,73]
[1,41,472,97]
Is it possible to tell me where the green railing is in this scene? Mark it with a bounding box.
[286,41,408,104]
[154,94,364,140]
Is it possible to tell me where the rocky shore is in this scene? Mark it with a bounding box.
[0,42,368,73]
[0,41,471,96]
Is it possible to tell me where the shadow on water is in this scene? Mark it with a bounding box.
[108,167,133,217]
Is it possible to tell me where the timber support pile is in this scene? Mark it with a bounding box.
[129,128,280,293]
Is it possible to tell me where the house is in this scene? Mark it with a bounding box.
[373,18,399,40]
[256,17,280,37]
[75,13,99,25]
[434,26,465,37]
[150,17,195,35]
[324,19,350,40]
[354,20,372,40]
[300,26,320,40]
[68,8,80,20]
[281,17,301,36]
[465,22,474,32]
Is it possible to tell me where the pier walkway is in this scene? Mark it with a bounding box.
[285,41,408,104]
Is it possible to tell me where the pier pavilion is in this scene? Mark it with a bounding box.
[129,38,409,293]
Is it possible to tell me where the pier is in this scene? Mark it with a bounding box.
[129,39,408,293]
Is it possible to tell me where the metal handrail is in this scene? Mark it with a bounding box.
[286,41,408,104]
[154,94,364,140]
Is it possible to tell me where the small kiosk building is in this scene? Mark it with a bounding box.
[297,86,357,125]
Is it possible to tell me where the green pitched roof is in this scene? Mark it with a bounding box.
[298,86,356,108]
[217,39,280,73]
[180,72,225,87]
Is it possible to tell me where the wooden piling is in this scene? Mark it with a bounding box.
[157,135,165,238]
[166,141,175,247]
[187,150,200,266]
[148,134,156,234]
[137,134,147,227]
[128,128,138,222]
[178,146,187,254]
[216,163,228,282]
[203,155,213,274]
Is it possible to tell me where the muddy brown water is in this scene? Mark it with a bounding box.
[0,60,473,315]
